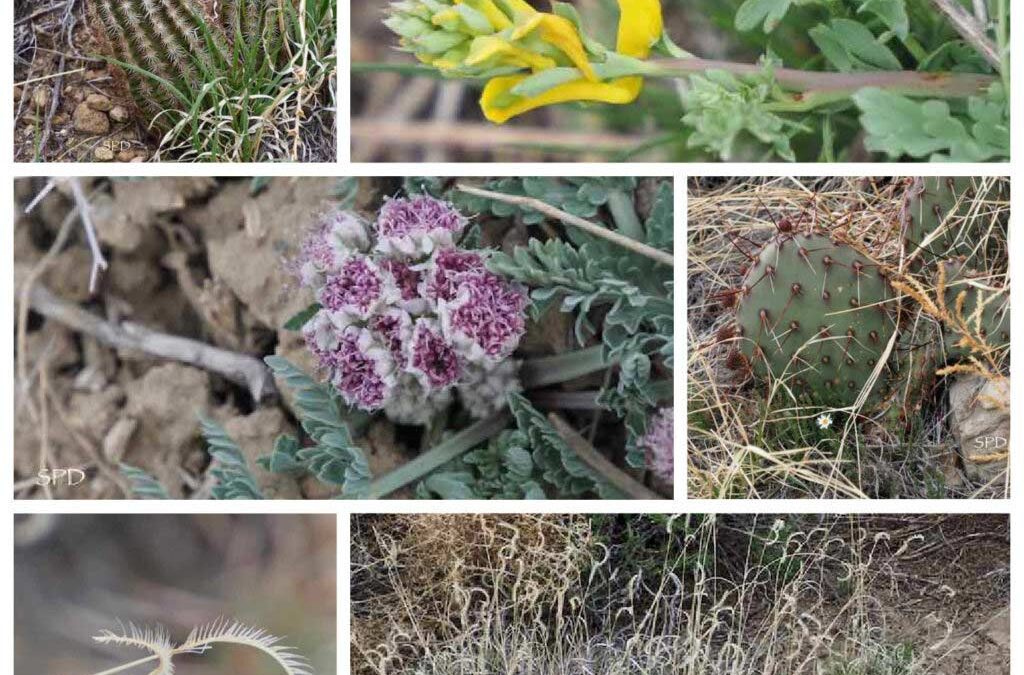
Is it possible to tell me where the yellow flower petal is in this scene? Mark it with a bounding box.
[481,74,638,124]
[538,14,598,80]
[510,14,597,80]
[466,36,556,71]
[616,0,663,58]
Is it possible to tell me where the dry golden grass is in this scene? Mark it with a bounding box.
[350,514,1009,675]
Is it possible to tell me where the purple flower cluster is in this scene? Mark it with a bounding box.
[296,197,528,419]
[640,408,674,484]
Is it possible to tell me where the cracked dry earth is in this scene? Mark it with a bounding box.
[14,177,417,499]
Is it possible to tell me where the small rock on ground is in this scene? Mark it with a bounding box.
[73,102,109,135]
[950,374,1009,484]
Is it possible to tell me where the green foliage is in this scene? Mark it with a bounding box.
[199,415,265,499]
[454,177,641,225]
[263,357,373,496]
[417,429,549,499]
[507,393,625,499]
[89,0,336,161]
[469,178,673,466]
[688,0,1009,161]
[681,69,798,161]
[748,516,803,583]
[119,463,170,499]
[854,85,1011,161]
[809,19,902,72]
[591,513,711,581]
[284,303,322,331]
[823,642,915,675]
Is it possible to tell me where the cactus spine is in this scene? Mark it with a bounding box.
[732,232,895,406]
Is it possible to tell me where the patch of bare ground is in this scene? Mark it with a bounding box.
[14,0,157,162]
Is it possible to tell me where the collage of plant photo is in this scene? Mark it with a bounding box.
[6,1,1015,674]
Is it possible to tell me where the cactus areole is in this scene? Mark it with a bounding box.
[734,233,896,406]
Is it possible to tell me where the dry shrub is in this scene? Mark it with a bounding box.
[351,514,593,674]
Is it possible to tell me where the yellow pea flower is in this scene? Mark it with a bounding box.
[386,0,600,80]
[480,0,663,123]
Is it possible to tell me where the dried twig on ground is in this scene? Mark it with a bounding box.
[27,283,278,402]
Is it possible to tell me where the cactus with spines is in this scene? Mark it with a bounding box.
[87,0,280,133]
[730,232,896,406]
[899,177,1005,269]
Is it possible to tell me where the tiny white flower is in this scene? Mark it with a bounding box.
[816,414,833,430]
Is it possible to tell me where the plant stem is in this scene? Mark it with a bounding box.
[929,0,1000,69]
[361,411,511,499]
[456,184,674,267]
[90,654,159,675]
[521,345,611,389]
[351,61,451,78]
[605,189,645,241]
[547,413,662,500]
[645,58,995,99]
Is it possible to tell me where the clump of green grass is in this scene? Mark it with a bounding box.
[89,0,336,162]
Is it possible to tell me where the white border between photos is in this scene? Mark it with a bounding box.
[2,0,1020,671]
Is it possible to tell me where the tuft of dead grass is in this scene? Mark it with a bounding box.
[350,514,1009,675]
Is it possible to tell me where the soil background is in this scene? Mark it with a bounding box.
[14,177,399,498]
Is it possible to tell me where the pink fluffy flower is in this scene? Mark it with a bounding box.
[368,307,413,361]
[302,309,340,366]
[318,255,396,320]
[375,195,467,259]
[330,327,397,411]
[380,259,428,314]
[640,407,674,484]
[406,318,461,392]
[297,211,369,287]
[421,249,486,302]
[439,272,528,363]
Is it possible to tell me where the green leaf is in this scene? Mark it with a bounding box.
[258,434,305,474]
[420,473,478,499]
[507,393,624,498]
[735,0,794,33]
[808,19,902,72]
[644,181,674,252]
[264,356,373,495]
[199,415,265,500]
[854,86,1009,161]
[682,69,797,161]
[119,464,170,499]
[333,177,359,208]
[284,303,322,331]
[858,0,908,39]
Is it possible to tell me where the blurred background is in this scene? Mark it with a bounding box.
[14,513,336,674]
[351,0,782,162]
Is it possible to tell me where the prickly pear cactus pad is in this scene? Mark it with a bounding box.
[899,177,1001,268]
[734,233,895,406]
[938,259,1010,359]
[689,176,1009,500]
